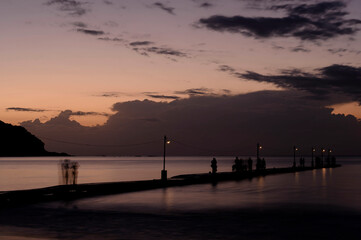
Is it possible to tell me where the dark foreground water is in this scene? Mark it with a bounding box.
[0,156,360,239]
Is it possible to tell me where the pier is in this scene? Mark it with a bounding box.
[0,164,340,208]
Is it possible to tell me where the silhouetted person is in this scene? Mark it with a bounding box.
[232,157,242,173]
[71,161,79,185]
[211,158,217,174]
[61,159,70,185]
[248,158,253,172]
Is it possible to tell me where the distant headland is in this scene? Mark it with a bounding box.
[0,120,69,157]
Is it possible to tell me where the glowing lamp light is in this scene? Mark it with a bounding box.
[295,148,299,151]
[166,140,171,144]
[322,149,326,152]
[259,146,263,149]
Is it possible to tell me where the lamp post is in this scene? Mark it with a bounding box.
[311,147,315,168]
[161,135,170,181]
[327,149,332,166]
[256,143,262,160]
[321,148,325,167]
[293,146,298,168]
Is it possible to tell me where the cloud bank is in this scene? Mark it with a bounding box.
[22,91,361,156]
[222,64,361,103]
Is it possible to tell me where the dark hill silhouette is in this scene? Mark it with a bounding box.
[0,121,68,157]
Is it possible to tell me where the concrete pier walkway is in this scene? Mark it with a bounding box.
[0,165,341,208]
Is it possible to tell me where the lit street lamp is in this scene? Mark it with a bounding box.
[293,146,299,168]
[161,135,170,181]
[321,148,326,167]
[256,143,262,160]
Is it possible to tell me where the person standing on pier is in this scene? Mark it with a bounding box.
[71,161,79,185]
[211,158,217,174]
[232,157,242,172]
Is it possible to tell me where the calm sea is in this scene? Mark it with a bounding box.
[0,156,360,209]
[0,156,306,191]
[0,156,361,239]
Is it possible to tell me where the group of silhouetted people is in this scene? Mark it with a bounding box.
[211,154,337,174]
[211,157,267,174]
[60,159,79,185]
[232,157,257,172]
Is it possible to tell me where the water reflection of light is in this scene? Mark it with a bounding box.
[294,172,299,184]
[257,176,264,190]
[161,188,173,210]
[257,177,265,205]
[322,168,327,186]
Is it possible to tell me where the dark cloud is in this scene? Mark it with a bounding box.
[77,28,105,36]
[153,2,175,15]
[145,47,187,57]
[328,48,347,54]
[218,65,236,73]
[197,1,361,41]
[328,48,361,55]
[175,88,212,96]
[6,107,48,112]
[291,46,310,52]
[70,111,110,117]
[236,64,361,103]
[98,37,122,42]
[97,92,121,97]
[46,0,88,16]
[200,3,213,8]
[22,91,361,156]
[133,46,187,58]
[72,21,87,28]
[146,94,180,100]
[103,0,113,5]
[129,41,154,46]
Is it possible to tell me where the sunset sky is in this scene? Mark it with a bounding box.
[1,0,361,155]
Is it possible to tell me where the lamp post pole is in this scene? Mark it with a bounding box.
[293,146,298,168]
[311,147,315,168]
[161,135,170,181]
[321,148,325,167]
[163,135,166,171]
